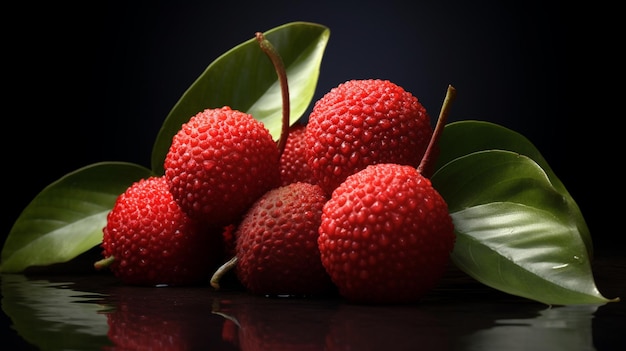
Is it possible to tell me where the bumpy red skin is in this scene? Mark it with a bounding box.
[318,164,455,303]
[306,79,434,195]
[164,106,280,225]
[235,182,335,296]
[279,123,317,186]
[101,176,222,286]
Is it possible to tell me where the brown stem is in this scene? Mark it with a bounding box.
[210,256,238,290]
[417,84,457,177]
[256,32,290,156]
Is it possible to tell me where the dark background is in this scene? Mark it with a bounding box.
[3,1,615,256]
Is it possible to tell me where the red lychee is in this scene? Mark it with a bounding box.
[317,163,455,303]
[279,122,317,186]
[235,182,335,296]
[305,79,434,195]
[164,106,281,225]
[97,176,223,286]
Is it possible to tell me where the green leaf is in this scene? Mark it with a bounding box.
[1,162,153,273]
[432,150,616,305]
[434,120,592,258]
[435,120,565,192]
[151,21,330,175]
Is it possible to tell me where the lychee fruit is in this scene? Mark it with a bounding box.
[164,106,281,225]
[96,176,223,286]
[279,122,317,186]
[305,79,434,195]
[234,182,335,296]
[317,163,455,303]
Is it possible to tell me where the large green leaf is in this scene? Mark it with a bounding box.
[432,150,616,305]
[434,120,592,258]
[0,162,153,273]
[151,21,330,175]
[434,120,567,193]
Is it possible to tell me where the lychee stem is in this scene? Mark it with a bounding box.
[256,32,290,156]
[417,84,457,177]
[210,256,238,290]
[93,256,114,270]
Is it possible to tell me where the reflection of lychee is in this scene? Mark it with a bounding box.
[214,295,337,351]
[104,287,230,350]
[106,302,190,351]
[324,303,449,350]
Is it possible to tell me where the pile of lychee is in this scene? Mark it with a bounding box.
[96,78,457,304]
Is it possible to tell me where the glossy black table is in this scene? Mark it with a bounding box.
[1,248,623,351]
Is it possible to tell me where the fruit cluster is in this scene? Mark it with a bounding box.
[97,78,456,304]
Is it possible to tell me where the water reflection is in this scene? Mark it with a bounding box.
[0,274,611,350]
[1,274,111,350]
[102,284,233,350]
[214,295,337,350]
[459,305,599,351]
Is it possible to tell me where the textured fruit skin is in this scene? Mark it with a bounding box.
[306,79,434,195]
[317,163,455,303]
[164,106,280,225]
[279,123,317,186]
[101,176,222,286]
[235,182,335,296]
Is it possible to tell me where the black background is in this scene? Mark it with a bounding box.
[3,1,615,255]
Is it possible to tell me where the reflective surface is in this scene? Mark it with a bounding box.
[1,251,624,351]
